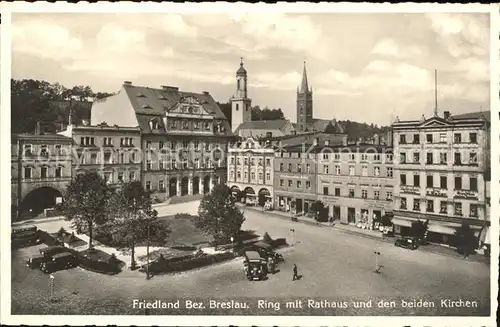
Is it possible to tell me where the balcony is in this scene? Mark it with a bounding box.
[400,185,420,195]
[454,189,479,200]
[426,188,447,198]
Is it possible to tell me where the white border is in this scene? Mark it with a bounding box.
[1,2,498,326]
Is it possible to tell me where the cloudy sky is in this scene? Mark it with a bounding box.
[11,11,490,125]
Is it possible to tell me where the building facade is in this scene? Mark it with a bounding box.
[391,111,490,244]
[58,123,142,187]
[11,133,73,219]
[315,143,394,225]
[90,81,234,201]
[227,137,275,204]
[273,144,318,214]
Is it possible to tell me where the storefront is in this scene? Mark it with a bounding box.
[275,192,317,215]
[392,216,417,236]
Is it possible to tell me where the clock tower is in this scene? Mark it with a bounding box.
[231,58,252,133]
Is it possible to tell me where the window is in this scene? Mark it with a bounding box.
[413,152,420,163]
[454,202,462,216]
[386,154,393,162]
[334,154,340,160]
[386,191,393,201]
[426,200,434,213]
[400,152,406,163]
[55,167,62,178]
[426,175,433,188]
[91,153,98,164]
[24,144,32,155]
[361,190,368,199]
[440,152,447,164]
[306,181,311,189]
[288,163,292,172]
[361,154,368,161]
[244,158,248,165]
[118,172,124,182]
[470,177,477,191]
[104,137,113,146]
[454,133,461,143]
[250,158,255,166]
[323,186,329,195]
[172,159,177,169]
[259,173,263,180]
[400,174,407,185]
[335,165,340,174]
[349,166,355,176]
[439,133,447,143]
[387,167,393,177]
[258,158,263,166]
[400,197,407,209]
[297,181,302,188]
[297,164,302,172]
[237,171,241,179]
[280,179,284,187]
[251,172,255,180]
[361,166,368,176]
[348,189,355,198]
[280,163,283,171]
[335,188,341,196]
[193,141,199,150]
[469,133,477,144]
[306,164,311,173]
[288,180,292,187]
[146,160,152,170]
[266,158,271,166]
[413,134,420,144]
[374,167,380,176]
[440,201,447,214]
[235,103,239,111]
[159,161,165,170]
[146,140,151,149]
[323,153,329,160]
[455,176,462,190]
[266,173,270,181]
[159,180,164,191]
[204,142,210,151]
[348,154,355,161]
[323,165,329,174]
[145,181,151,191]
[426,153,433,164]
[440,176,447,189]
[374,191,380,200]
[400,135,406,144]
[41,166,48,179]
[426,134,433,143]
[413,174,420,187]
[454,152,461,165]
[40,145,48,158]
[244,172,248,179]
[373,154,381,161]
[413,199,420,211]
[469,152,477,165]
[470,204,478,217]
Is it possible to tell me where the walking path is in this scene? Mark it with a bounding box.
[240,204,490,264]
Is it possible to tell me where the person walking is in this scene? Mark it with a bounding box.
[292,264,299,281]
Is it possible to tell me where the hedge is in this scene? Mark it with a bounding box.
[141,252,235,276]
[37,230,64,246]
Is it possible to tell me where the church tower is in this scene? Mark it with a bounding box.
[231,58,252,133]
[296,61,313,133]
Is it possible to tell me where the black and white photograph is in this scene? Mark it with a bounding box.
[1,2,498,326]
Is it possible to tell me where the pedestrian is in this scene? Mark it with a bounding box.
[292,263,299,281]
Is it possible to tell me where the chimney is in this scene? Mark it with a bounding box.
[324,140,330,146]
[161,85,179,92]
[123,81,132,85]
[374,134,380,145]
[203,91,209,95]
[313,137,319,146]
[443,111,450,120]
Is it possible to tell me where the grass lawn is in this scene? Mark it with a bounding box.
[157,215,212,247]
[50,231,87,248]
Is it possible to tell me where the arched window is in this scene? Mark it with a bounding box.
[237,79,240,90]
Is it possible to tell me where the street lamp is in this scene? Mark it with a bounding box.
[290,228,295,246]
[146,220,151,280]
[374,251,381,273]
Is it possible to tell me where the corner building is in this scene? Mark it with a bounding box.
[391,111,490,244]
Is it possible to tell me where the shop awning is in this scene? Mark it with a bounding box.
[427,221,482,236]
[392,217,416,228]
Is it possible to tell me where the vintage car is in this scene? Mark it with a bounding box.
[40,252,78,273]
[26,254,53,269]
[253,241,284,263]
[243,251,268,281]
[12,225,41,248]
[39,245,68,257]
[394,236,419,250]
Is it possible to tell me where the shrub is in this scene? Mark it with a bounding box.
[37,230,63,246]
[141,252,235,276]
[262,232,273,244]
[77,250,122,275]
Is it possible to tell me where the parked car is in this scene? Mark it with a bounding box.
[26,254,52,269]
[395,236,419,250]
[243,251,267,281]
[12,225,41,248]
[40,252,78,273]
[39,245,68,257]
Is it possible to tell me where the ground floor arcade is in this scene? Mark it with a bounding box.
[228,183,273,206]
[319,195,393,226]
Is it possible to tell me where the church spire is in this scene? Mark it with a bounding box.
[299,61,309,93]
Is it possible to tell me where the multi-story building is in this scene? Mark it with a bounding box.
[391,111,490,244]
[315,143,394,225]
[11,133,73,219]
[273,143,318,214]
[58,122,142,187]
[227,137,275,204]
[90,80,234,201]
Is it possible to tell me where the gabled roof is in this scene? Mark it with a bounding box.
[451,111,490,123]
[234,119,291,133]
[393,111,491,129]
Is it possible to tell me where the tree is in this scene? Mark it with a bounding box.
[410,220,428,239]
[324,122,337,134]
[105,181,169,269]
[195,184,245,246]
[59,171,113,249]
[258,193,267,207]
[455,223,477,256]
[310,200,327,221]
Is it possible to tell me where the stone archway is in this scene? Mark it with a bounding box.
[192,176,200,195]
[20,186,63,217]
[258,188,271,206]
[169,178,177,197]
[181,177,189,196]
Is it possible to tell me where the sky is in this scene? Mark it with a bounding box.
[11,12,490,126]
